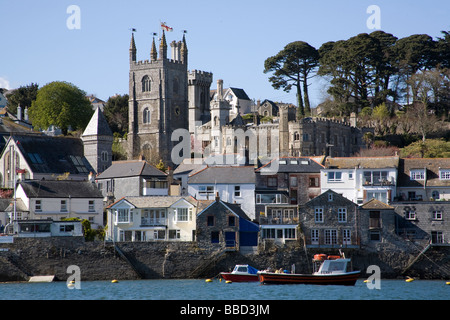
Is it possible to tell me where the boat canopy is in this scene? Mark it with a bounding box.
[233,265,259,274]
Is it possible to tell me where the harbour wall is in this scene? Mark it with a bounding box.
[0,238,449,282]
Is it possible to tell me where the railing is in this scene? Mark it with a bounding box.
[140,218,166,226]
[259,216,299,225]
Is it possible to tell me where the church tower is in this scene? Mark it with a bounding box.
[128,31,189,166]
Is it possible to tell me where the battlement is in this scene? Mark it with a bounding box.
[188,69,213,85]
[300,116,353,127]
[132,58,186,67]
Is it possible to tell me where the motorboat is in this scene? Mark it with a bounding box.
[220,264,259,282]
[258,253,360,286]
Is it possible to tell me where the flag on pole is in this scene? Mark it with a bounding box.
[160,21,173,32]
[129,28,137,32]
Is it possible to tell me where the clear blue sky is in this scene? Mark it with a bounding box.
[1,0,449,107]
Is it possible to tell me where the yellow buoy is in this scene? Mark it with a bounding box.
[405,278,414,282]
[225,280,232,284]
[111,279,119,283]
[446,281,450,285]
[205,279,213,283]
[363,279,370,283]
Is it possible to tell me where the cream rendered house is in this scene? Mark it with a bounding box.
[107,196,198,242]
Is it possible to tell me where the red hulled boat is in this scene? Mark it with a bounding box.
[220,265,259,282]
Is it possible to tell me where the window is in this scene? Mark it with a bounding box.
[309,177,319,187]
[369,211,381,228]
[311,229,319,244]
[176,208,189,222]
[234,186,241,197]
[256,193,288,204]
[325,229,338,245]
[348,172,354,180]
[142,75,151,92]
[342,229,351,245]
[410,169,425,180]
[293,132,300,141]
[228,216,235,227]
[60,200,67,212]
[314,207,324,223]
[364,171,388,185]
[60,224,74,232]
[303,134,309,141]
[207,216,214,226]
[327,171,342,182]
[431,231,444,244]
[211,231,220,243]
[328,193,333,202]
[366,191,388,203]
[431,190,440,200]
[35,200,42,212]
[432,211,443,220]
[267,177,277,187]
[145,178,168,189]
[199,186,215,197]
[88,200,95,212]
[116,209,132,223]
[284,228,296,239]
[143,108,151,124]
[338,208,347,222]
[369,230,381,241]
[405,211,416,220]
[290,176,298,187]
[169,229,180,240]
[440,169,450,180]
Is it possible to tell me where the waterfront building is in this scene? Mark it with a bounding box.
[187,166,256,219]
[11,179,104,229]
[106,196,198,242]
[96,160,169,203]
[321,156,399,204]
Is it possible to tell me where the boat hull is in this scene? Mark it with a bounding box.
[258,270,361,286]
[220,273,259,282]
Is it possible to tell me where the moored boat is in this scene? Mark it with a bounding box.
[258,253,360,286]
[220,265,259,282]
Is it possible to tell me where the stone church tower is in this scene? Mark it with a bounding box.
[127,31,189,165]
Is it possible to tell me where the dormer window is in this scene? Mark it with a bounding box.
[410,169,425,180]
[440,169,450,180]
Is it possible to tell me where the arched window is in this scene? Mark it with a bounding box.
[214,116,219,127]
[142,76,151,92]
[143,108,151,124]
[294,132,300,141]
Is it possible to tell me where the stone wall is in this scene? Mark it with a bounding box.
[1,237,449,282]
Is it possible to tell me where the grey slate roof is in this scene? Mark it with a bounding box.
[82,107,113,137]
[397,158,450,187]
[9,134,94,175]
[188,166,255,184]
[96,160,167,179]
[19,180,103,198]
[324,156,399,169]
[257,157,324,174]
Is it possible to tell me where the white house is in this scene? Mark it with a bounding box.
[106,196,198,242]
[187,166,256,220]
[12,180,104,229]
[321,156,399,204]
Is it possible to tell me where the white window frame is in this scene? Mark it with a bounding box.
[338,208,347,223]
[410,169,425,180]
[314,207,324,223]
[327,171,342,182]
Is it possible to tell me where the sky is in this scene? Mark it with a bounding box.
[1,0,450,108]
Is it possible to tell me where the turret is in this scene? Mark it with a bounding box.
[129,33,136,63]
[150,36,157,61]
[159,30,167,60]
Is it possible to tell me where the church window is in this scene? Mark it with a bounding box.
[101,151,108,162]
[143,108,151,124]
[142,76,151,92]
[294,132,300,141]
[214,116,219,127]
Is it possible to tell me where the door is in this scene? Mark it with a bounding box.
[225,231,236,248]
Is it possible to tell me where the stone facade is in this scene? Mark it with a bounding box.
[128,32,189,165]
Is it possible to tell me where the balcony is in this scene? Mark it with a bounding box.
[259,216,299,225]
[140,218,167,227]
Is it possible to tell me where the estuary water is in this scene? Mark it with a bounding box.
[0,278,448,300]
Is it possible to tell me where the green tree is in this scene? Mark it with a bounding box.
[264,41,319,117]
[5,83,39,116]
[400,139,450,158]
[104,94,129,135]
[29,81,93,135]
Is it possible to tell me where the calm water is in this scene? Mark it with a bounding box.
[0,279,448,300]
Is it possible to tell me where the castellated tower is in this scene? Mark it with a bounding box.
[188,70,213,134]
[128,31,188,165]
